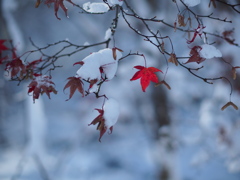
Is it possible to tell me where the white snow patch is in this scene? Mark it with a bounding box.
[84,42,90,46]
[89,84,98,93]
[76,48,122,80]
[103,98,120,127]
[35,75,53,88]
[183,0,201,7]
[77,53,102,80]
[83,2,109,13]
[108,0,123,6]
[104,28,112,40]
[200,44,222,59]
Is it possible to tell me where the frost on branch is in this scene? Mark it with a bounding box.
[89,98,120,142]
[28,75,57,103]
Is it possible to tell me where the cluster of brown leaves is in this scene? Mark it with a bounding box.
[28,75,57,102]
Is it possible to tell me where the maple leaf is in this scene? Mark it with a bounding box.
[88,108,107,142]
[63,77,84,100]
[184,46,206,64]
[222,29,235,45]
[44,0,75,20]
[221,101,238,111]
[88,98,119,142]
[5,51,26,78]
[130,65,163,92]
[0,40,8,53]
[28,75,57,102]
[26,57,43,70]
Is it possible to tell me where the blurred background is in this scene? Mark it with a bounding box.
[0,0,240,180]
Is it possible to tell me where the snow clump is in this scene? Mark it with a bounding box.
[83,2,109,13]
[103,98,120,128]
[183,0,201,7]
[200,44,222,59]
[76,48,122,81]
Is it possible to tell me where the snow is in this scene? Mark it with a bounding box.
[83,2,109,13]
[76,53,102,80]
[105,28,112,40]
[183,0,201,7]
[103,98,120,127]
[200,44,222,59]
[76,48,122,80]
[35,75,52,87]
[108,0,124,6]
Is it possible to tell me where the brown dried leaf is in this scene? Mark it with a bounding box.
[160,42,165,52]
[221,101,238,111]
[112,47,123,60]
[232,67,237,80]
[178,15,186,27]
[222,29,235,45]
[209,0,216,8]
[168,53,178,66]
[155,80,171,90]
[64,77,84,100]
[184,46,206,64]
[35,0,42,8]
[232,66,240,80]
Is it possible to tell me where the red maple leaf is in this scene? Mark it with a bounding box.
[26,57,43,70]
[88,108,113,142]
[44,0,75,20]
[0,40,8,53]
[130,65,162,92]
[28,75,57,102]
[63,77,84,100]
[184,46,206,64]
[5,51,26,78]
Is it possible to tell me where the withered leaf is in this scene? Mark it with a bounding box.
[155,80,171,90]
[178,14,186,27]
[64,77,84,100]
[168,53,178,66]
[221,101,238,111]
[232,66,240,80]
